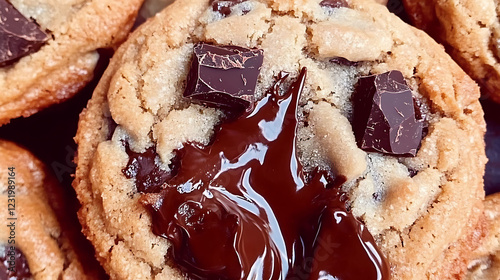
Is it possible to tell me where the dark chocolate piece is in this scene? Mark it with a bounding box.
[353,70,423,156]
[0,246,32,280]
[330,57,359,67]
[184,43,263,111]
[143,68,390,279]
[122,144,175,193]
[408,167,418,177]
[0,0,48,66]
[482,99,500,195]
[320,0,349,9]
[210,0,247,16]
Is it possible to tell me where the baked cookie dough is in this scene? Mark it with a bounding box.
[73,0,487,279]
[403,0,500,103]
[0,140,94,279]
[0,0,144,125]
[467,193,500,280]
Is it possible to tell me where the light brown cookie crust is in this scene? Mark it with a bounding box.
[0,0,144,125]
[466,193,500,280]
[73,0,487,279]
[403,0,500,103]
[0,140,92,280]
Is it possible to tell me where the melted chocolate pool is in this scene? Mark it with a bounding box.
[141,68,390,279]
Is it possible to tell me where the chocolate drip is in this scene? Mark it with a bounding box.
[0,246,32,280]
[142,68,390,279]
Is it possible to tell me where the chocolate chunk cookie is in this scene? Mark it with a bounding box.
[73,0,487,279]
[0,140,96,279]
[0,0,144,125]
[403,0,500,103]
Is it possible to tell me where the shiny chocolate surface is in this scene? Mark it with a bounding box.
[184,43,263,112]
[142,68,390,279]
[0,0,48,66]
[352,70,423,156]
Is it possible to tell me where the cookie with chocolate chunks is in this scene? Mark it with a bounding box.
[73,0,487,279]
[403,0,500,103]
[0,0,144,125]
[0,140,104,279]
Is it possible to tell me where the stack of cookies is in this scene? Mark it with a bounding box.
[0,0,499,279]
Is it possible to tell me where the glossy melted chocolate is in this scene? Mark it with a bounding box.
[0,246,32,280]
[142,68,390,279]
[122,144,175,193]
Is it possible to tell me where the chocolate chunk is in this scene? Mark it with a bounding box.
[143,68,390,279]
[413,98,424,121]
[320,0,349,9]
[184,43,263,111]
[0,246,32,280]
[372,191,382,201]
[0,0,48,66]
[211,0,247,16]
[353,70,423,156]
[330,57,359,67]
[408,167,418,177]
[122,144,175,193]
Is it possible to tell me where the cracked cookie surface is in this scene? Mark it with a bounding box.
[0,0,144,125]
[73,0,487,279]
[403,0,500,103]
